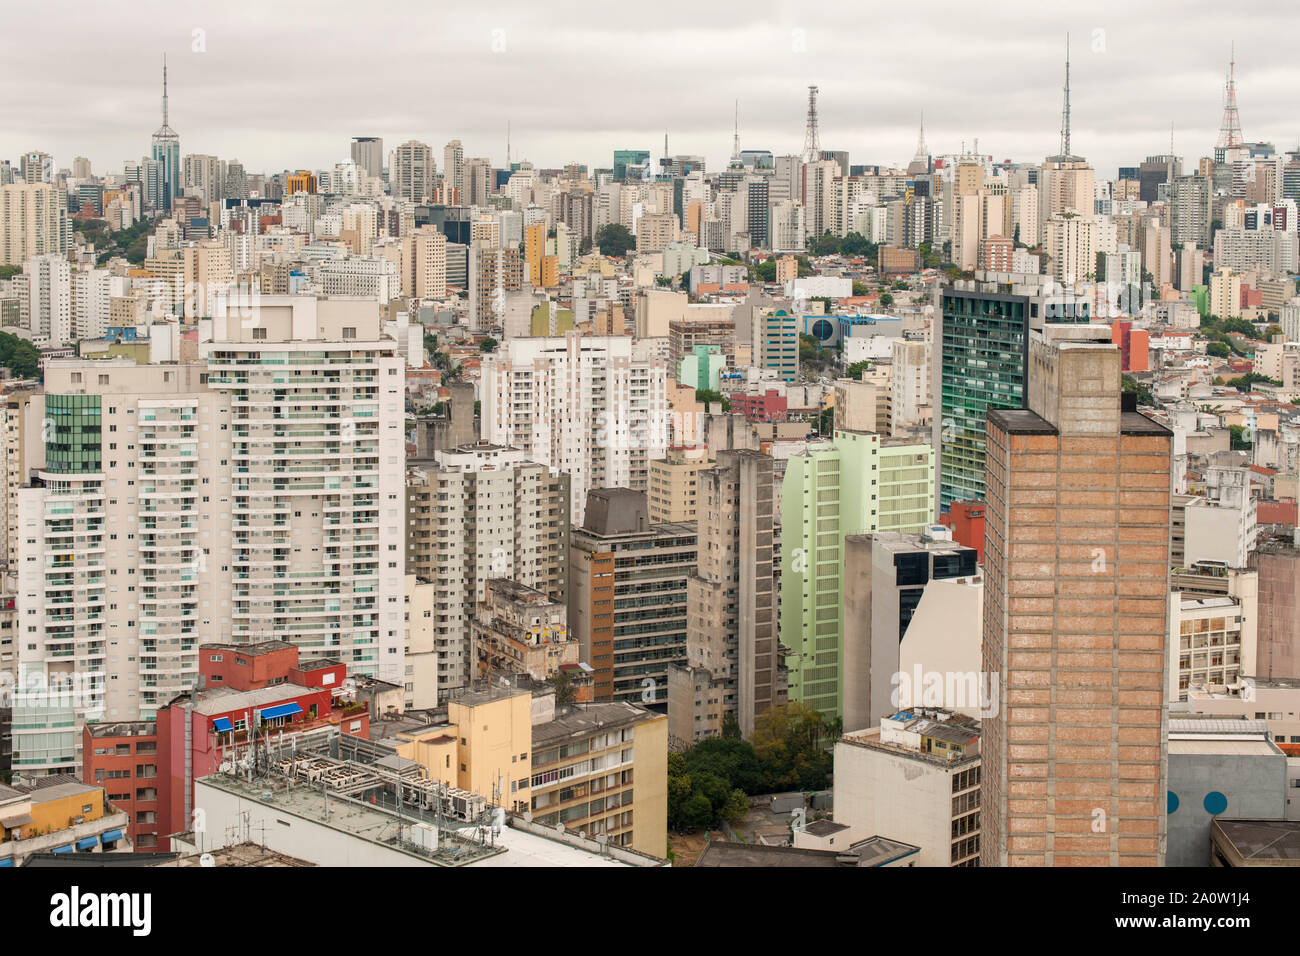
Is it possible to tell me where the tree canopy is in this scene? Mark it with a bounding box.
[0,330,40,380]
[594,223,635,257]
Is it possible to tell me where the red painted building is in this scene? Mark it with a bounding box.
[728,389,787,423]
[940,500,986,564]
[82,641,370,852]
[1110,321,1149,373]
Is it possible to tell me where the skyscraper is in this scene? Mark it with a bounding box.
[981,325,1172,866]
[149,56,180,213]
[391,141,435,203]
[350,136,384,180]
[934,276,1090,510]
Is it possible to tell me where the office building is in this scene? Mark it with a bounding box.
[569,489,696,703]
[981,325,1172,866]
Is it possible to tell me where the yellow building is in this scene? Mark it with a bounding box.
[395,687,534,812]
[395,686,668,857]
[529,701,667,856]
[287,170,317,195]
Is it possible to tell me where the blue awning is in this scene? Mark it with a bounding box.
[259,702,303,721]
[99,829,123,844]
[52,845,73,854]
[212,717,234,733]
[0,858,13,867]
[76,836,98,850]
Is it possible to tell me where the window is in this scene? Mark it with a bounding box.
[342,327,356,339]
[252,328,267,340]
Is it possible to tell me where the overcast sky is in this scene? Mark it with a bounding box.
[2,0,1296,180]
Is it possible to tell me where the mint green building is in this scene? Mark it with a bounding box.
[678,344,725,391]
[779,431,935,722]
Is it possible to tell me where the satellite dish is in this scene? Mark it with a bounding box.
[199,854,215,868]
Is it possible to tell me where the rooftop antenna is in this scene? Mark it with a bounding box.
[506,121,511,170]
[802,86,820,163]
[1059,33,1072,157]
[161,53,169,129]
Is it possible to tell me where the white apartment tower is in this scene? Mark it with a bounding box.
[203,294,407,682]
[480,334,670,525]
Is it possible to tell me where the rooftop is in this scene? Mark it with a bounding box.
[201,641,296,657]
[1213,820,1300,864]
[190,683,318,717]
[533,701,660,748]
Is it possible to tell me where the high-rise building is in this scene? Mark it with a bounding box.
[780,431,936,721]
[0,182,69,266]
[480,334,669,525]
[569,489,696,703]
[613,150,650,181]
[406,442,570,699]
[149,57,180,213]
[670,449,782,743]
[391,141,436,203]
[203,294,407,682]
[13,363,227,774]
[981,325,1173,866]
[25,254,71,346]
[934,275,1090,510]
[403,225,448,299]
[842,528,981,732]
[442,140,465,199]
[350,136,383,180]
[20,151,53,185]
[466,240,523,330]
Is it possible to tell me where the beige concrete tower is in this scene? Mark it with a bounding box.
[981,325,1172,866]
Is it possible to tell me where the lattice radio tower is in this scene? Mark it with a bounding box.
[802,85,820,163]
[1216,43,1244,153]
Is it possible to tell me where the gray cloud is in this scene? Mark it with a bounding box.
[1,0,1296,178]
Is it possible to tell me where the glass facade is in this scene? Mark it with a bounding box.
[44,394,102,474]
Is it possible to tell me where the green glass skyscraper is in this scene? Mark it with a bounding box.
[935,278,1090,510]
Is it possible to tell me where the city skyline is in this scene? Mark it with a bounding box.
[1,1,1296,178]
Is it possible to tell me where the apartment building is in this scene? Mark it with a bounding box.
[202,294,406,685]
[405,442,570,700]
[780,430,936,721]
[670,450,783,742]
[646,445,711,524]
[480,334,669,525]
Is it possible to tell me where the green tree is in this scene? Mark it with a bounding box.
[593,223,635,257]
[879,292,894,308]
[1229,424,1253,450]
[479,337,499,352]
[0,330,41,379]
[810,232,841,256]
[1206,342,1231,359]
[548,669,578,706]
[695,388,730,411]
[846,360,872,380]
[1121,374,1154,406]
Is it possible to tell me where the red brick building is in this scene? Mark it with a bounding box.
[82,641,371,851]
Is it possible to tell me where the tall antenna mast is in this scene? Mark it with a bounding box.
[802,85,820,163]
[506,121,511,169]
[1059,33,1071,157]
[161,53,169,128]
[1216,42,1243,152]
[732,100,740,160]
